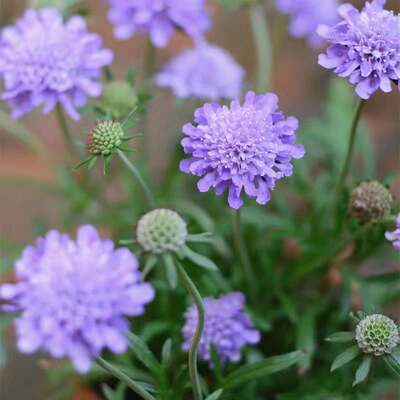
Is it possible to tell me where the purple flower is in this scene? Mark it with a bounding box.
[0,226,154,373]
[155,40,244,100]
[180,91,305,209]
[318,0,400,99]
[385,215,400,252]
[0,8,113,120]
[182,292,260,365]
[275,0,340,47]
[107,0,211,48]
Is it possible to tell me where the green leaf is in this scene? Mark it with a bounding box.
[102,384,126,400]
[383,354,400,378]
[182,245,218,271]
[205,389,224,400]
[330,346,360,372]
[162,253,178,288]
[223,350,304,388]
[161,338,172,367]
[127,333,162,374]
[325,332,354,343]
[296,310,316,372]
[353,356,372,386]
[187,233,213,243]
[142,255,158,279]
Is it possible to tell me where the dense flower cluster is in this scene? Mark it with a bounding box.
[182,292,260,365]
[275,0,339,47]
[318,0,400,99]
[0,226,154,373]
[385,214,400,252]
[87,120,124,156]
[107,0,211,48]
[355,314,400,356]
[155,41,244,100]
[180,91,305,209]
[0,8,113,120]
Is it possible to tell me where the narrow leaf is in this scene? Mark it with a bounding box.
[223,351,304,388]
[205,389,223,400]
[325,332,354,343]
[161,338,172,367]
[127,333,162,374]
[353,356,372,386]
[142,255,158,279]
[383,354,400,378]
[330,346,359,372]
[162,254,178,288]
[187,233,213,243]
[182,245,218,271]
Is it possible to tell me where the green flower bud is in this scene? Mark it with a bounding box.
[349,181,392,224]
[96,81,138,119]
[355,314,399,356]
[31,0,80,14]
[137,209,188,255]
[87,120,124,156]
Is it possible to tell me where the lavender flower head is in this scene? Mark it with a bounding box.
[318,0,400,99]
[107,0,211,48]
[155,40,244,100]
[385,214,400,252]
[180,91,305,209]
[0,226,154,373]
[0,8,113,120]
[275,0,340,47]
[182,292,260,365]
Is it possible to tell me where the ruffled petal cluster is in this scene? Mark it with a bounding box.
[180,91,305,209]
[155,40,244,100]
[385,214,400,252]
[275,0,340,47]
[318,0,400,99]
[0,226,154,373]
[0,8,113,120]
[182,292,260,365]
[107,0,211,48]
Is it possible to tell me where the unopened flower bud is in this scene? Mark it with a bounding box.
[87,120,124,156]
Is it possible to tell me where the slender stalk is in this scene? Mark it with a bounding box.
[232,210,257,303]
[55,104,76,155]
[117,149,155,208]
[336,99,366,195]
[176,261,205,400]
[249,3,272,92]
[96,357,156,400]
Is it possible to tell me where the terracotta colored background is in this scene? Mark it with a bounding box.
[0,0,399,399]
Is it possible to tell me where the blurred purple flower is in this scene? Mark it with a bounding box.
[385,215,400,252]
[275,0,340,47]
[0,8,113,120]
[155,40,244,100]
[182,292,260,365]
[318,0,400,99]
[0,225,154,373]
[180,91,305,209]
[107,0,211,48]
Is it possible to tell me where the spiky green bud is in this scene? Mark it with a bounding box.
[137,209,188,255]
[349,181,392,224]
[355,314,399,356]
[96,81,138,119]
[87,120,124,156]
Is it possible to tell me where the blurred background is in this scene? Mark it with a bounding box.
[0,0,399,398]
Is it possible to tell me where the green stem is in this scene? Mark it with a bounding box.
[55,104,76,155]
[117,149,155,208]
[249,3,272,92]
[96,357,155,400]
[175,261,205,400]
[336,99,366,195]
[232,210,257,303]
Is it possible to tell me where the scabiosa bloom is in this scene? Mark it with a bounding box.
[107,0,211,48]
[275,0,340,47]
[182,292,260,365]
[318,0,400,99]
[180,91,305,209]
[0,8,113,120]
[155,40,244,100]
[0,226,154,373]
[385,214,400,252]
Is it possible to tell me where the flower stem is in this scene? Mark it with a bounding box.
[232,210,257,303]
[55,104,76,155]
[249,3,272,92]
[96,357,156,400]
[175,261,205,400]
[336,98,366,195]
[117,149,155,208]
